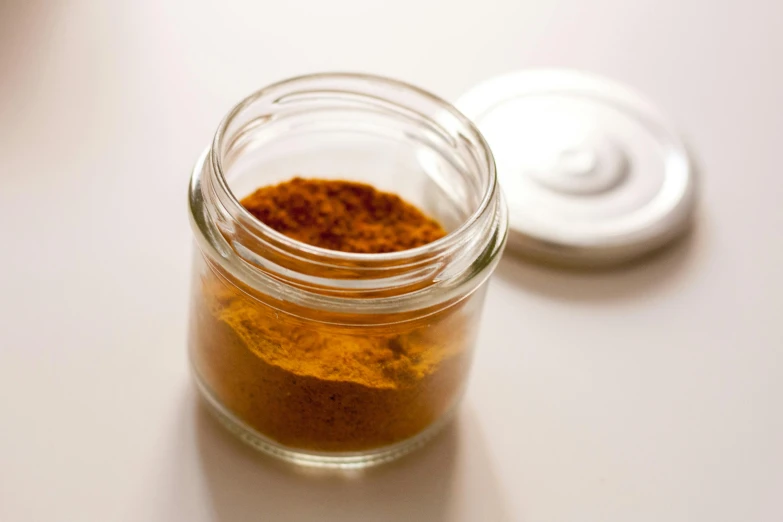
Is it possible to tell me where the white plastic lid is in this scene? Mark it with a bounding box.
[457,69,696,267]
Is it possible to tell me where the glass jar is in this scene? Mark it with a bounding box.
[187,73,508,468]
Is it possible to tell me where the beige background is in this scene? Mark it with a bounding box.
[1,1,782,521]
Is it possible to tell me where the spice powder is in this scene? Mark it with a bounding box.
[191,178,480,451]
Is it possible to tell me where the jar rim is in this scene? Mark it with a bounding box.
[209,71,499,263]
[190,72,508,313]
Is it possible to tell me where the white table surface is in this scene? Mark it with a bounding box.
[1,1,782,520]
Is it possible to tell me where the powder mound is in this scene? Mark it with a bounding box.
[207,280,464,388]
[241,177,447,253]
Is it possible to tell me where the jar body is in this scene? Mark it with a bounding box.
[187,74,507,467]
[189,252,488,455]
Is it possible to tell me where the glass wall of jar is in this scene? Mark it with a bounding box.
[187,73,508,468]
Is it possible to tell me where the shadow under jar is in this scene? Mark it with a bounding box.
[187,73,508,468]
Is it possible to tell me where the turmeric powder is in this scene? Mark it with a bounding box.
[191,178,479,452]
[241,177,446,253]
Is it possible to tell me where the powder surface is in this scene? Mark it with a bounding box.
[241,177,446,253]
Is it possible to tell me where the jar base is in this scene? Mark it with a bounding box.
[193,373,454,469]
